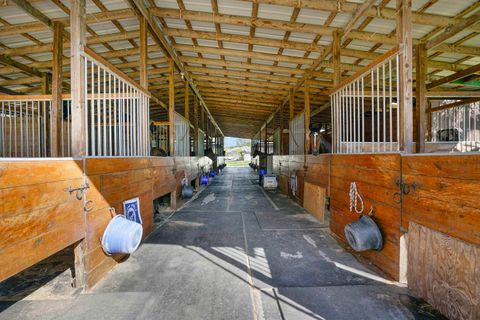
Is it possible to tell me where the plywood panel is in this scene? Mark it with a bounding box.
[408,222,480,320]
[303,182,325,223]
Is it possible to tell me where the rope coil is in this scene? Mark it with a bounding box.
[349,182,364,214]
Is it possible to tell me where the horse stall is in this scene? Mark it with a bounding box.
[0,35,216,292]
[0,0,479,319]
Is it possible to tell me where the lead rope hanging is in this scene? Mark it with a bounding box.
[349,182,364,214]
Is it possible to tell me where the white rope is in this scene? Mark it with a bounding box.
[349,182,364,214]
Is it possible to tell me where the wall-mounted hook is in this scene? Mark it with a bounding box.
[84,200,94,213]
[65,183,90,200]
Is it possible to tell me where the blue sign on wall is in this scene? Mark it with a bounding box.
[123,197,142,224]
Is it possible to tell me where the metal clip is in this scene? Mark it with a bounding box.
[66,182,90,200]
[84,200,94,213]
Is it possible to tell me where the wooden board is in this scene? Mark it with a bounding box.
[329,153,402,280]
[0,159,85,282]
[279,175,289,195]
[303,182,325,223]
[408,222,480,320]
[402,154,480,245]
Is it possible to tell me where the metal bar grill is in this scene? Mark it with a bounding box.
[289,111,304,155]
[331,49,401,154]
[82,53,150,157]
[174,112,190,156]
[430,100,480,152]
[0,98,51,158]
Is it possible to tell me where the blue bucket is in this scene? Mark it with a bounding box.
[101,215,143,255]
[209,169,216,177]
[259,169,267,177]
[200,175,209,185]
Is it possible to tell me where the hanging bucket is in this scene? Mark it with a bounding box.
[101,215,143,255]
[209,169,216,177]
[259,169,267,177]
[182,185,194,198]
[344,215,383,252]
[200,175,209,185]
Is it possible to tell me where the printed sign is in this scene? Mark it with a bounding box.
[123,197,142,224]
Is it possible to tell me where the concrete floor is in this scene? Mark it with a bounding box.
[0,167,445,320]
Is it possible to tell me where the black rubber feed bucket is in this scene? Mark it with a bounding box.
[181,186,194,199]
[344,215,383,252]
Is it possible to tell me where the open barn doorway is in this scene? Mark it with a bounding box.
[224,137,251,168]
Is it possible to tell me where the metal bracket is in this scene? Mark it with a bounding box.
[66,182,90,200]
[84,200,94,213]
[396,178,418,195]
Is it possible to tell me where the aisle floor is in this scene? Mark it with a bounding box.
[0,167,443,320]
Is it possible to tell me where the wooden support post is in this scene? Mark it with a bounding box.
[279,105,284,155]
[415,43,427,153]
[168,58,175,156]
[70,0,86,289]
[205,116,210,150]
[139,16,148,90]
[193,94,198,155]
[51,21,63,157]
[332,30,341,87]
[304,80,311,155]
[184,81,189,121]
[70,0,86,157]
[41,74,50,94]
[397,0,413,153]
[289,88,294,121]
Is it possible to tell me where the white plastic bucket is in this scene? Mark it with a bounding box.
[101,215,143,255]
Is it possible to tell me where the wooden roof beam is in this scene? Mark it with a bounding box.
[236,0,480,32]
[425,12,480,50]
[10,0,53,29]
[0,54,48,79]
[427,63,480,89]
[127,0,223,136]
[0,8,135,36]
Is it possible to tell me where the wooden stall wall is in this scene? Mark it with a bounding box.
[329,154,403,280]
[272,154,330,206]
[303,155,331,221]
[84,157,155,288]
[0,156,205,289]
[403,154,480,320]
[151,157,176,200]
[0,159,85,282]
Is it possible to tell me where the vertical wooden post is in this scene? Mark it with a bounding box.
[304,81,311,155]
[139,16,148,90]
[332,30,342,88]
[168,58,175,156]
[279,104,284,155]
[289,88,294,121]
[70,0,86,289]
[330,30,342,153]
[70,0,86,157]
[51,21,63,157]
[201,104,205,150]
[193,94,198,155]
[206,115,209,149]
[184,81,189,121]
[264,123,268,153]
[415,43,427,153]
[41,74,50,94]
[397,0,413,153]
